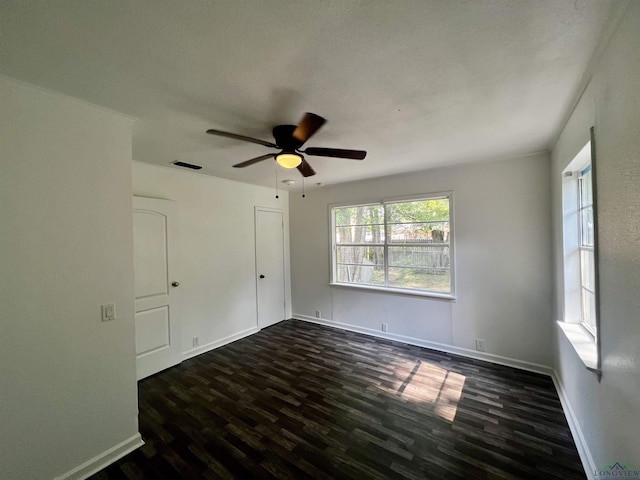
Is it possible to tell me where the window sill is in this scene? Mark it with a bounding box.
[557,321,601,375]
[329,282,456,301]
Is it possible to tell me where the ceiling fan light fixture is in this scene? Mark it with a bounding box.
[207,113,366,177]
[276,152,302,169]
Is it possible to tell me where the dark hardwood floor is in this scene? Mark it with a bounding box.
[91,320,585,479]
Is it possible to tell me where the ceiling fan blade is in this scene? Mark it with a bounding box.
[297,159,316,177]
[304,147,367,160]
[207,129,277,148]
[292,113,326,144]
[233,153,276,168]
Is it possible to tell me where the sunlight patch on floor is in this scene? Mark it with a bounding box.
[379,359,466,422]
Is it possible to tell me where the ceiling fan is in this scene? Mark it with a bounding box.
[206,113,366,177]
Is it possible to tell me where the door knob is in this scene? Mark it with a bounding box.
[171,281,180,287]
[259,275,265,279]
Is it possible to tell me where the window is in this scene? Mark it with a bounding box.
[331,194,454,297]
[559,130,600,374]
[578,165,596,335]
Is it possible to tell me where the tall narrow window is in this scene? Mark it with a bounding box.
[560,129,600,374]
[331,193,454,297]
[578,165,596,335]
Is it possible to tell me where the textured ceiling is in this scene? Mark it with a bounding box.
[0,0,623,188]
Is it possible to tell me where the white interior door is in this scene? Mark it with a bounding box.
[255,208,286,329]
[133,196,181,380]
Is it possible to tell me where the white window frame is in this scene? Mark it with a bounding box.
[578,165,596,336]
[559,127,601,376]
[329,192,455,300]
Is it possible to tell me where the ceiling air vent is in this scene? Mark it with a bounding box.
[172,161,202,170]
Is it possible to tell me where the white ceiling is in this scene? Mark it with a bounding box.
[0,0,622,189]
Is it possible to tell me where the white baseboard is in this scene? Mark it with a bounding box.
[293,314,553,376]
[182,326,260,361]
[550,370,595,479]
[55,433,144,480]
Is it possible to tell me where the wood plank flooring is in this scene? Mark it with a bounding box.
[91,320,585,479]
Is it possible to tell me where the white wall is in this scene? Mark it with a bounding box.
[290,152,553,368]
[133,162,292,357]
[551,2,640,471]
[0,77,140,479]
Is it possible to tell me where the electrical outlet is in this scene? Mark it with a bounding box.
[315,310,321,318]
[381,323,388,332]
[476,338,486,352]
[193,336,199,347]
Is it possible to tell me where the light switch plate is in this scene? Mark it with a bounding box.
[101,303,116,322]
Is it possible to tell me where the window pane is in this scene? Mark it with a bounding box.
[581,288,596,331]
[580,249,595,291]
[387,222,449,243]
[580,168,592,206]
[337,264,384,286]
[388,267,450,292]
[334,205,384,226]
[580,206,594,246]
[389,246,450,269]
[335,225,385,244]
[337,246,384,266]
[386,198,449,223]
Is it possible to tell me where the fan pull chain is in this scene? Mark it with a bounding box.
[274,162,279,199]
[302,177,306,198]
